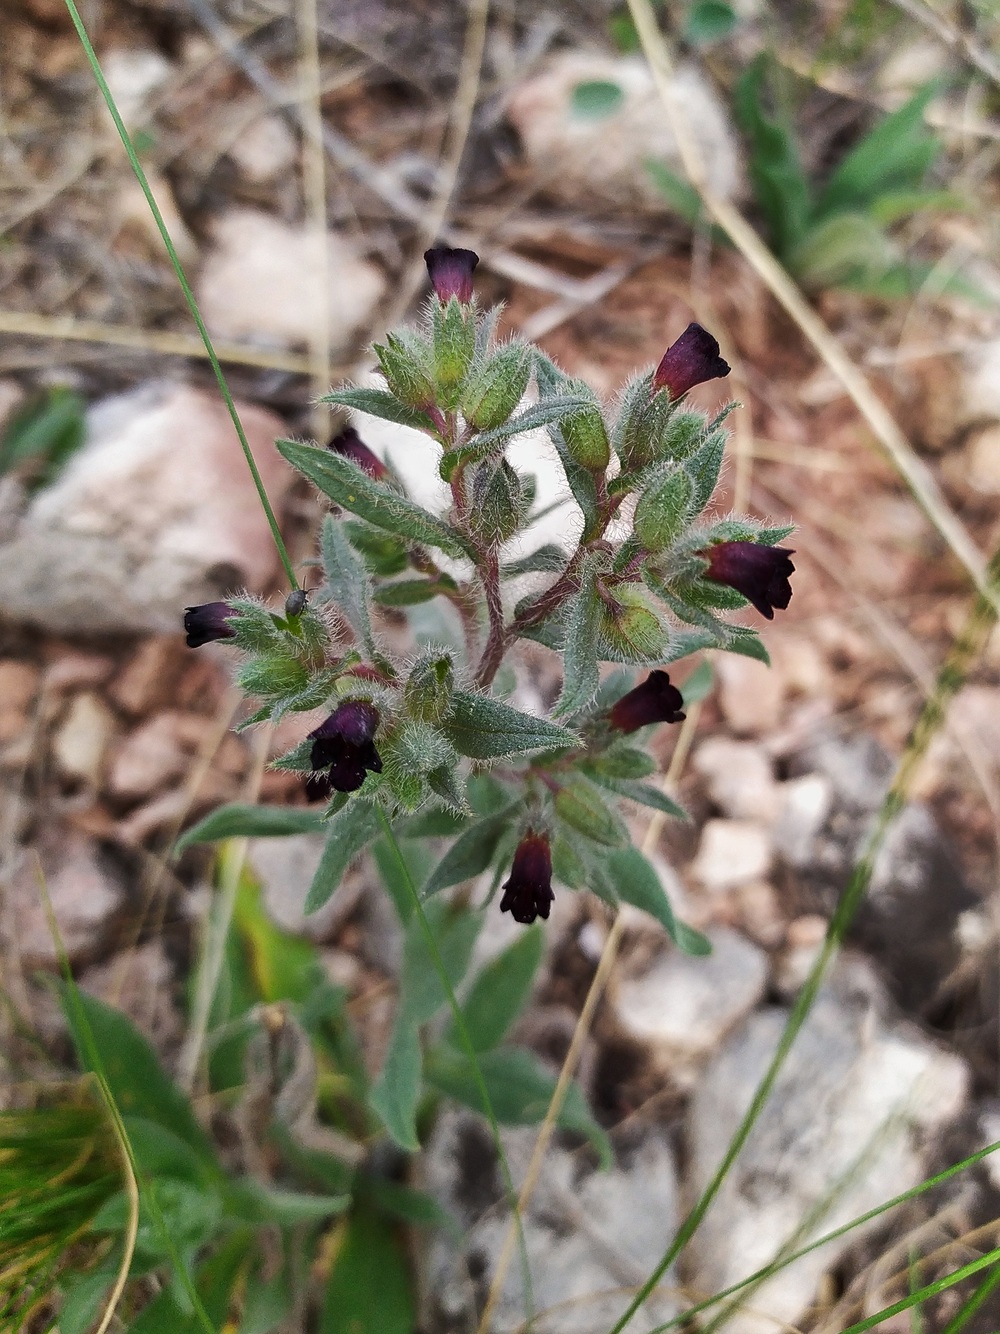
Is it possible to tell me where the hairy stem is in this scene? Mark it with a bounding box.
[473,547,506,689]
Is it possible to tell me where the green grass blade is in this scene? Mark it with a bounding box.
[612,547,1000,1334]
[61,0,298,592]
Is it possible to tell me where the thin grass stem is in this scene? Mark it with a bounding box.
[610,553,1000,1333]
[938,1257,1000,1334]
[837,1245,1000,1334]
[61,0,298,592]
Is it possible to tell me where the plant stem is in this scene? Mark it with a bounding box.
[373,806,536,1322]
[473,547,506,688]
[63,0,299,592]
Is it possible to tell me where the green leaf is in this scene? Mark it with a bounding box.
[174,804,325,854]
[344,519,409,577]
[502,543,567,577]
[320,513,376,653]
[553,558,602,718]
[734,55,811,260]
[585,772,688,820]
[724,624,771,664]
[422,806,517,897]
[555,776,629,847]
[443,690,577,760]
[372,835,435,923]
[633,463,694,551]
[401,898,482,1024]
[449,927,544,1051]
[0,386,87,492]
[304,803,381,912]
[605,846,711,954]
[369,1017,422,1151]
[60,990,220,1177]
[319,385,436,432]
[587,744,657,779]
[373,577,451,606]
[127,1232,254,1334]
[570,79,624,119]
[233,871,328,1005]
[786,210,899,291]
[321,1205,416,1334]
[683,0,737,43]
[277,439,472,560]
[438,394,594,478]
[224,1178,349,1226]
[645,160,710,227]
[816,82,942,217]
[425,1045,611,1167]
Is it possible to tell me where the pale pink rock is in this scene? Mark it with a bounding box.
[52,692,117,786]
[0,661,40,743]
[5,834,123,967]
[196,209,384,350]
[0,382,296,633]
[108,711,197,800]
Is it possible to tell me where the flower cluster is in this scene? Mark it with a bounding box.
[182,245,795,932]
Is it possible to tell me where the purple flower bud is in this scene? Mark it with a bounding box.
[183,601,239,648]
[424,246,479,304]
[701,541,795,619]
[328,427,387,480]
[499,831,554,925]
[308,700,383,793]
[652,323,730,398]
[609,670,686,733]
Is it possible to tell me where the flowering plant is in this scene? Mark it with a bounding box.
[185,247,794,945]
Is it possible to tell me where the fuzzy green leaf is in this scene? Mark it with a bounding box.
[174,804,325,854]
[424,1045,611,1167]
[278,439,472,560]
[606,846,711,954]
[319,386,436,432]
[369,1016,422,1152]
[501,543,568,577]
[585,772,688,820]
[422,806,518,896]
[553,559,602,718]
[555,776,629,847]
[321,1205,416,1334]
[401,898,482,1025]
[448,927,544,1051]
[633,462,694,551]
[443,690,577,759]
[320,513,376,652]
[304,802,381,912]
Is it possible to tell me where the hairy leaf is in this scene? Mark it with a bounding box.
[443,690,577,759]
[175,804,325,853]
[305,802,381,912]
[606,846,711,954]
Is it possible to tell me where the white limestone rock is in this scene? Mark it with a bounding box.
[196,209,384,350]
[0,381,295,634]
[507,52,743,213]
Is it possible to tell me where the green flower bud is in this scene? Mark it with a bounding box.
[597,585,669,662]
[374,331,435,409]
[471,458,525,546]
[560,380,611,471]
[404,651,455,723]
[658,410,708,461]
[431,298,475,408]
[460,341,532,430]
[633,462,694,552]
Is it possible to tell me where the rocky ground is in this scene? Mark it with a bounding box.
[3,0,1000,1329]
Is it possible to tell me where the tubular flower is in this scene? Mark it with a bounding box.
[701,541,795,619]
[609,670,686,732]
[424,246,479,304]
[652,323,730,398]
[304,771,334,803]
[308,700,383,793]
[500,831,554,925]
[328,426,387,480]
[183,601,239,648]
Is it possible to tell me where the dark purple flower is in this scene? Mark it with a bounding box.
[424,246,479,304]
[328,427,387,480]
[652,323,730,398]
[701,541,795,619]
[183,601,239,648]
[304,771,334,803]
[609,670,686,733]
[500,831,554,925]
[308,700,382,793]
